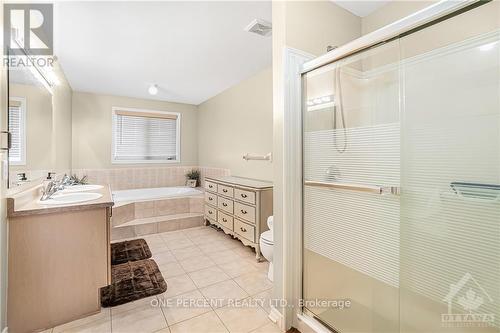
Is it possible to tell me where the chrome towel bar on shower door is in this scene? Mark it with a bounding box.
[304,180,400,195]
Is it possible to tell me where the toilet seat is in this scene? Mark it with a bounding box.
[260,230,273,244]
[259,220,274,282]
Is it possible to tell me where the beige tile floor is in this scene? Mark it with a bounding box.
[47,226,281,333]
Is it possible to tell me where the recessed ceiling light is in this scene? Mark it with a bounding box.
[148,84,158,95]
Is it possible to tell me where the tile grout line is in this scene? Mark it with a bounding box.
[202,229,276,325]
[160,229,213,329]
[185,227,274,332]
[160,228,223,330]
[107,226,273,333]
[187,228,235,333]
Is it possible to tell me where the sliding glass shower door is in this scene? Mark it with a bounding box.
[303,39,401,333]
[302,2,500,332]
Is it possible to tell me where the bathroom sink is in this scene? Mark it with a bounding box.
[39,192,103,205]
[63,184,104,192]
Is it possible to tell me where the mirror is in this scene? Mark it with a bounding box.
[8,59,54,188]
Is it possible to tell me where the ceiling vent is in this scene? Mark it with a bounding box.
[244,19,272,37]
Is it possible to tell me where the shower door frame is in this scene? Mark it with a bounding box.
[283,0,484,332]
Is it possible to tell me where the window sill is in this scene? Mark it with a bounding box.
[9,161,26,166]
[111,159,180,165]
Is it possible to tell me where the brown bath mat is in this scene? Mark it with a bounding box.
[111,239,152,265]
[101,259,167,307]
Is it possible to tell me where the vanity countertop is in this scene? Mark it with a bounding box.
[205,176,273,189]
[7,184,114,217]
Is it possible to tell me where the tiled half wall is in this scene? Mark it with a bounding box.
[71,166,230,191]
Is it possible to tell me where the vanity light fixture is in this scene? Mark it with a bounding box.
[148,84,158,95]
[11,38,54,94]
[307,94,335,111]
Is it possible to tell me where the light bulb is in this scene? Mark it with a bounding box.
[148,84,158,95]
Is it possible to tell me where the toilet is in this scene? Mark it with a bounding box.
[259,216,274,281]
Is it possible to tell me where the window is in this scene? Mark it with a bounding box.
[112,107,180,163]
[8,97,26,165]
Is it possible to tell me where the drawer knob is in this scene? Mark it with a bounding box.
[241,210,247,214]
[209,185,213,188]
[223,189,228,193]
[208,210,213,214]
[222,218,227,222]
[241,194,248,198]
[222,202,228,207]
[240,227,247,232]
[209,197,213,201]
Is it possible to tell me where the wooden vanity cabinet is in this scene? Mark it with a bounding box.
[7,186,113,333]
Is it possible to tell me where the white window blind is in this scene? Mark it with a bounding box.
[8,98,25,165]
[112,108,180,163]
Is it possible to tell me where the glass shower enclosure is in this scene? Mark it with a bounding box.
[302,2,500,332]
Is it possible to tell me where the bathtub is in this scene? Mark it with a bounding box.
[112,186,202,204]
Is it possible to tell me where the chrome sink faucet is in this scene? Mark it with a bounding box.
[60,174,72,187]
[41,181,59,201]
[40,174,71,201]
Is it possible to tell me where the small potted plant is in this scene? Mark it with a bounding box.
[185,169,200,188]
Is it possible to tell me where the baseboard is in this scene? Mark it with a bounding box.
[296,313,332,333]
[2,326,8,333]
[269,305,285,330]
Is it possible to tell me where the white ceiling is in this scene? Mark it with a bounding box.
[54,2,272,105]
[333,1,389,17]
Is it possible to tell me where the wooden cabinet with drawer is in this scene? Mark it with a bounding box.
[218,196,234,214]
[205,192,217,206]
[218,184,234,197]
[205,180,218,193]
[234,202,256,224]
[218,211,234,231]
[234,188,256,205]
[234,218,255,243]
[204,205,217,222]
[202,176,273,261]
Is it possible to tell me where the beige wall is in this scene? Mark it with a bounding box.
[9,84,53,172]
[197,67,273,181]
[362,1,435,35]
[72,92,198,169]
[286,0,361,56]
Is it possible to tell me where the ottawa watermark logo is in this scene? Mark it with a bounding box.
[441,273,495,328]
